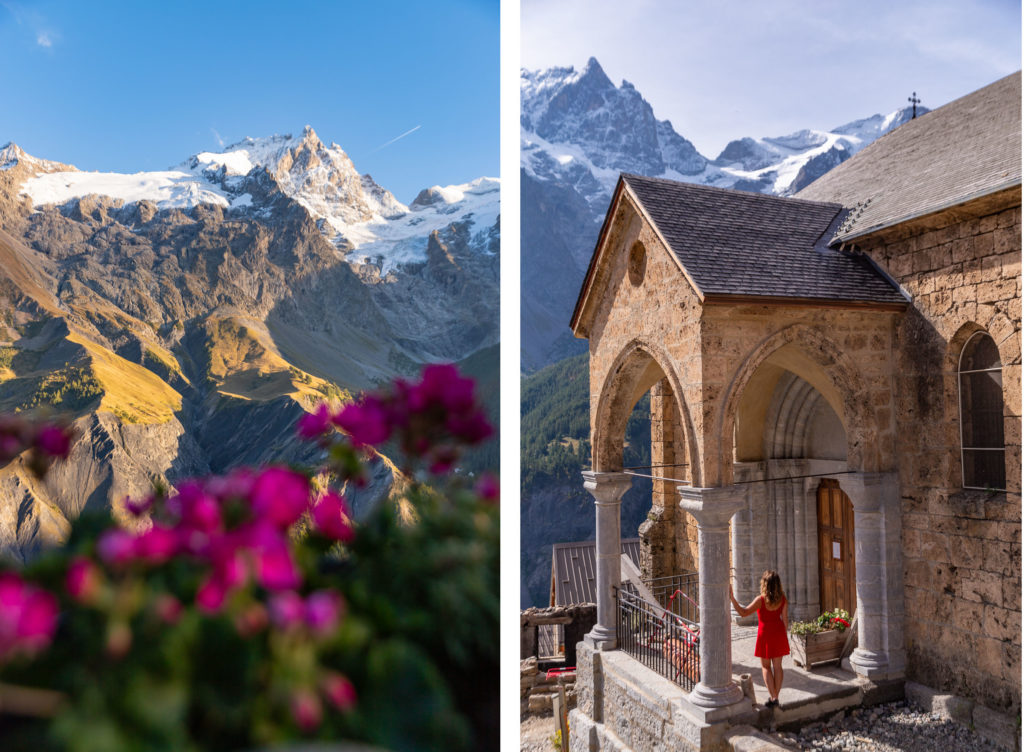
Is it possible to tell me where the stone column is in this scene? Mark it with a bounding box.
[838,472,905,679]
[582,471,633,651]
[678,485,746,710]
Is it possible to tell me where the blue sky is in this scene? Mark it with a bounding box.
[0,0,498,203]
[522,0,1022,158]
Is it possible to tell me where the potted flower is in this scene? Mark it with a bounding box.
[790,608,851,667]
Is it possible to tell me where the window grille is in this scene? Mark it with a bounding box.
[958,331,1005,490]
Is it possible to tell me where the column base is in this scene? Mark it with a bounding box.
[846,648,892,679]
[678,681,751,724]
[584,624,617,651]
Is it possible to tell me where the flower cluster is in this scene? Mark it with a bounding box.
[0,363,497,749]
[0,414,76,478]
[62,465,359,730]
[298,363,493,474]
[0,572,59,661]
[97,466,353,617]
[791,607,852,635]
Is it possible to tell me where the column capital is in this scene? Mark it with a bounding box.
[582,470,633,503]
[838,471,899,513]
[677,485,745,528]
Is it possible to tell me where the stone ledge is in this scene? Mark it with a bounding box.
[725,724,800,751]
[905,681,1021,752]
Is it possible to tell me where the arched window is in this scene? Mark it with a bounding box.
[959,331,1005,490]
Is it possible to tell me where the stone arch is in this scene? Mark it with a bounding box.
[718,324,870,484]
[763,371,847,461]
[947,320,1017,375]
[592,339,701,486]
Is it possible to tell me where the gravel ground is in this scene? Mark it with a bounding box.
[766,701,1007,751]
[520,714,558,752]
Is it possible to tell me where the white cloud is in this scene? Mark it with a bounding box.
[36,31,51,47]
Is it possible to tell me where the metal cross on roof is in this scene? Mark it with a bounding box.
[908,91,921,118]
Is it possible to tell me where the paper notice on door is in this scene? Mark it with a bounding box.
[832,541,841,559]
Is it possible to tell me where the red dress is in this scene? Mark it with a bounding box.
[754,595,790,659]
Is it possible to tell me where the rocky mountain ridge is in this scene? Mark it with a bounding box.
[0,130,499,561]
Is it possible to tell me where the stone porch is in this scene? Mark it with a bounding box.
[569,623,900,752]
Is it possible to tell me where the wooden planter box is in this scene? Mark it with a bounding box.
[791,629,846,667]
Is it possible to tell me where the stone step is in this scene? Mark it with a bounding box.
[725,724,800,751]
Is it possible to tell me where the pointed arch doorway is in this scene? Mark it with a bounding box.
[816,479,856,617]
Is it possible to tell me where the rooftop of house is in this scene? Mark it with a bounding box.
[551,538,642,606]
[620,173,908,305]
[796,71,1022,242]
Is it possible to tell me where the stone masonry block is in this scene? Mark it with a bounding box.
[905,681,976,725]
[973,703,1021,752]
[960,571,1003,605]
[983,605,1021,645]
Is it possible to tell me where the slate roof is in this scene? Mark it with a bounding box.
[551,538,642,606]
[796,71,1021,241]
[620,173,907,304]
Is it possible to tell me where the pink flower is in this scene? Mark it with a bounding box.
[321,672,357,711]
[0,573,58,659]
[153,594,183,624]
[205,467,256,501]
[97,529,137,566]
[269,591,305,631]
[311,491,354,542]
[333,398,392,447]
[65,557,102,603]
[247,524,301,591]
[35,425,72,457]
[195,576,228,614]
[134,524,179,565]
[180,491,222,535]
[297,403,331,439]
[475,473,499,503]
[15,589,58,650]
[305,590,344,636]
[290,688,322,732]
[123,496,154,518]
[427,446,458,474]
[446,411,493,444]
[251,467,311,528]
[210,541,247,590]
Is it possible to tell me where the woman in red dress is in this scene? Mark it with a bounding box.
[729,570,789,708]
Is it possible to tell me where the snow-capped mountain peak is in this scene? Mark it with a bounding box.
[182,126,408,228]
[11,130,498,279]
[0,142,74,174]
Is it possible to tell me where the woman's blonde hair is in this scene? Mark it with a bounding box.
[760,570,784,608]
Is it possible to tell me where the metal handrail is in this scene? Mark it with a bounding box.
[616,585,700,691]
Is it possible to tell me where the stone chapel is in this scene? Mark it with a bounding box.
[567,71,1021,750]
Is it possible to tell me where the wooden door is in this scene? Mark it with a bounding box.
[817,479,856,616]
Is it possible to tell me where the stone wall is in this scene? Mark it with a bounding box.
[520,605,597,717]
[862,197,1022,714]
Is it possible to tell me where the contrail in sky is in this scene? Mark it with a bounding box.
[373,125,421,152]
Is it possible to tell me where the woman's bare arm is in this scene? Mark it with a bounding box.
[729,585,761,618]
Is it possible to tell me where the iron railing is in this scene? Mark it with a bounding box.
[646,571,700,625]
[616,586,700,691]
